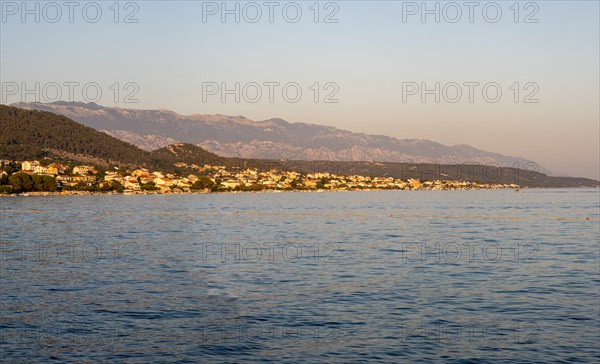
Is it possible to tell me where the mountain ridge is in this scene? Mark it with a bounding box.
[0,105,596,188]
[11,101,557,176]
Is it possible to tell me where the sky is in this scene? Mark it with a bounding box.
[1,0,599,179]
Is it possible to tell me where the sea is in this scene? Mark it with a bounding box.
[1,189,599,363]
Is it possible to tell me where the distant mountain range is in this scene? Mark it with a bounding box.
[12,101,557,176]
[1,105,597,188]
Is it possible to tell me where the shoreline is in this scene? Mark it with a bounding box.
[1,186,597,197]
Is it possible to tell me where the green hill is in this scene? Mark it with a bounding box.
[0,105,161,169]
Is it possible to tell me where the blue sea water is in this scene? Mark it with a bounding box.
[1,189,599,363]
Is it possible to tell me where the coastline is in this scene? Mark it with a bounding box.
[1,186,596,197]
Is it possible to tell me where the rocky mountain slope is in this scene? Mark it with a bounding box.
[1,105,597,187]
[13,102,553,175]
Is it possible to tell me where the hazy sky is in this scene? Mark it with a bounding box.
[1,1,599,179]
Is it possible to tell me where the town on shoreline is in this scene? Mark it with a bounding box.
[0,159,522,196]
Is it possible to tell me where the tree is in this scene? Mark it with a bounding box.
[0,185,13,194]
[290,179,299,189]
[9,172,33,193]
[112,180,124,193]
[41,175,57,191]
[140,181,159,191]
[3,164,14,175]
[32,175,44,191]
[190,175,215,190]
[242,183,264,192]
